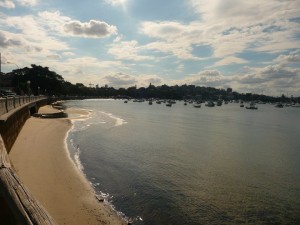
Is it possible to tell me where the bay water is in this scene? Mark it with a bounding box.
[65,99,300,225]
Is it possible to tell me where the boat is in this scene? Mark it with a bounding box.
[184,102,187,106]
[148,101,153,105]
[205,101,215,107]
[240,101,244,107]
[216,99,222,106]
[291,103,300,108]
[124,100,128,103]
[193,104,201,108]
[246,101,258,110]
[275,103,284,108]
[168,100,176,104]
[166,103,172,107]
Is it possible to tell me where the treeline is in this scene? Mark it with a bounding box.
[7,64,299,103]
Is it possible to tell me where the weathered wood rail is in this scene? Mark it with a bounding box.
[0,96,58,225]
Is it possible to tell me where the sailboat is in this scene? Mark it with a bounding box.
[246,101,258,110]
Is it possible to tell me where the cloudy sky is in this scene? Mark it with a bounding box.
[1,0,300,96]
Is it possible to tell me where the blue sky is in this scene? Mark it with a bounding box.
[1,0,300,96]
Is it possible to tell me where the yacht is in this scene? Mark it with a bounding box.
[205,101,215,107]
[216,99,222,106]
[275,103,284,108]
[246,101,258,110]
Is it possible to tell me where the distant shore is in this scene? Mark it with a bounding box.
[9,105,126,225]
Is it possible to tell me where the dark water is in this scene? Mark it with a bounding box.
[65,99,300,225]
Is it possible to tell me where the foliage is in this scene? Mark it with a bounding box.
[7,65,299,102]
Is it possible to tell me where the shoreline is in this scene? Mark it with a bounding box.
[9,105,126,225]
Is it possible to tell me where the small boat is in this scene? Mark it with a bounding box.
[275,103,284,108]
[246,101,258,110]
[193,104,201,108]
[166,103,172,107]
[148,101,153,105]
[240,101,244,107]
[124,100,128,103]
[291,103,300,108]
[156,101,162,104]
[184,102,187,106]
[205,101,215,107]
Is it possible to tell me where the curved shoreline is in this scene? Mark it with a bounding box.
[9,105,126,225]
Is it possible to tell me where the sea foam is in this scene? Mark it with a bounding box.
[100,111,128,127]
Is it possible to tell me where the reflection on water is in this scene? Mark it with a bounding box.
[66,100,300,225]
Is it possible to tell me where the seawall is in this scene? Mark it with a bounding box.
[0,97,50,152]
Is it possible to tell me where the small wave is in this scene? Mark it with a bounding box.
[74,145,84,172]
[85,99,113,101]
[100,111,128,127]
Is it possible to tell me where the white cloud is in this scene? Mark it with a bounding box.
[189,0,300,27]
[0,0,37,8]
[17,0,37,7]
[275,51,300,65]
[237,63,300,95]
[105,0,127,6]
[213,56,248,67]
[103,72,137,87]
[64,20,117,38]
[2,14,69,52]
[180,70,232,88]
[62,51,75,56]
[108,40,154,61]
[0,31,22,48]
[102,72,164,88]
[0,0,15,8]
[140,21,203,60]
[138,0,300,63]
[37,11,118,39]
[47,54,61,60]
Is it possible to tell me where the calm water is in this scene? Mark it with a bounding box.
[65,99,300,225]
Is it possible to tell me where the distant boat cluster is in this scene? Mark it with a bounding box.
[122,98,300,109]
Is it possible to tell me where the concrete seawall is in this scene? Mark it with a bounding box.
[0,97,49,152]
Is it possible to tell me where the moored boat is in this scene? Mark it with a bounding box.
[246,101,258,110]
[275,103,284,108]
[205,101,215,107]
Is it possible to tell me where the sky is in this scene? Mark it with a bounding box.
[0,0,300,96]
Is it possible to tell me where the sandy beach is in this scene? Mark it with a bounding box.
[9,105,126,225]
